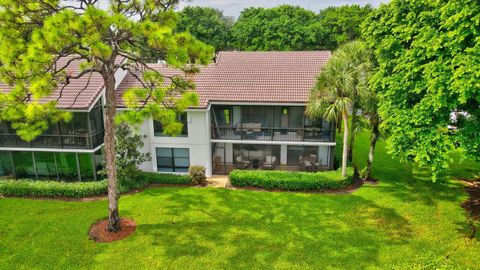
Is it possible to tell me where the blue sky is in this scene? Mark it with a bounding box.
[178,0,390,17]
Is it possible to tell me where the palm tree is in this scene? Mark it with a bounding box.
[336,41,372,161]
[306,56,353,177]
[306,41,372,177]
[362,93,381,180]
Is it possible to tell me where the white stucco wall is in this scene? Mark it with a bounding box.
[138,110,212,176]
[135,107,336,177]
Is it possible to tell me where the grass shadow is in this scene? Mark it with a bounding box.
[119,187,413,269]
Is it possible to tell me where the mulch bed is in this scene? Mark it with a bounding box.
[364,177,380,185]
[89,218,137,243]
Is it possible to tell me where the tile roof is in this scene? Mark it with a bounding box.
[116,51,331,109]
[1,52,331,111]
[0,57,106,111]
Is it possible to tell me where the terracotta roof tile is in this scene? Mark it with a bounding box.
[1,52,331,110]
[0,57,120,110]
[116,51,331,109]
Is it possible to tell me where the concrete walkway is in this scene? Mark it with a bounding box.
[207,175,231,188]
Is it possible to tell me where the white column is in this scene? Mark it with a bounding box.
[205,110,213,177]
[280,144,288,165]
[225,143,233,163]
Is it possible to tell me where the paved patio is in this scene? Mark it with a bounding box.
[207,175,231,188]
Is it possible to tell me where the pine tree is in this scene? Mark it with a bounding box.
[0,0,213,232]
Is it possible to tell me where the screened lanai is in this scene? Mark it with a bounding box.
[0,150,104,181]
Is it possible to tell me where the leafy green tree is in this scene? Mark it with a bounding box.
[232,5,327,51]
[362,0,480,179]
[0,0,213,231]
[177,6,233,51]
[318,5,372,50]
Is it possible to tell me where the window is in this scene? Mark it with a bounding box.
[153,113,188,137]
[0,151,14,177]
[35,152,58,179]
[156,148,190,172]
[12,151,36,178]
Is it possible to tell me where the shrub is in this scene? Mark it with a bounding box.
[0,172,193,198]
[140,172,192,185]
[118,175,150,193]
[189,166,207,186]
[98,123,151,185]
[229,168,354,191]
[0,179,108,198]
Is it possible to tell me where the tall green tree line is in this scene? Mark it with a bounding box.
[177,4,372,51]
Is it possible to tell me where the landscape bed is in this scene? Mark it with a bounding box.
[229,167,355,191]
[0,173,192,198]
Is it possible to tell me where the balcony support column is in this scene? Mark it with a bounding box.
[87,109,93,149]
[91,153,97,181]
[9,151,16,178]
[31,152,38,179]
[53,153,60,181]
[75,153,81,182]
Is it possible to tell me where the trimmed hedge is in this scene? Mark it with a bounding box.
[140,172,192,185]
[0,179,108,198]
[0,173,192,198]
[229,168,355,191]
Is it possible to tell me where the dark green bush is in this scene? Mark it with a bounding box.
[140,172,192,185]
[189,166,207,186]
[0,173,192,198]
[0,179,108,198]
[229,168,354,191]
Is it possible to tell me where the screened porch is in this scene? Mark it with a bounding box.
[212,143,334,175]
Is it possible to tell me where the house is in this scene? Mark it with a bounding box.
[0,51,335,179]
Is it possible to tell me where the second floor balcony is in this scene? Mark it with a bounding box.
[211,105,335,143]
[0,130,105,149]
[0,101,104,150]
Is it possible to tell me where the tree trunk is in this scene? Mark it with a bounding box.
[103,71,120,232]
[337,113,342,133]
[341,110,349,177]
[364,123,379,181]
[348,102,358,162]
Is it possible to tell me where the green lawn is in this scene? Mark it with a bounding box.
[1,133,479,269]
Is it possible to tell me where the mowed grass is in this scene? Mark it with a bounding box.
[1,132,479,270]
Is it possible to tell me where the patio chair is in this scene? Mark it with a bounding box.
[262,155,277,170]
[235,155,250,169]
